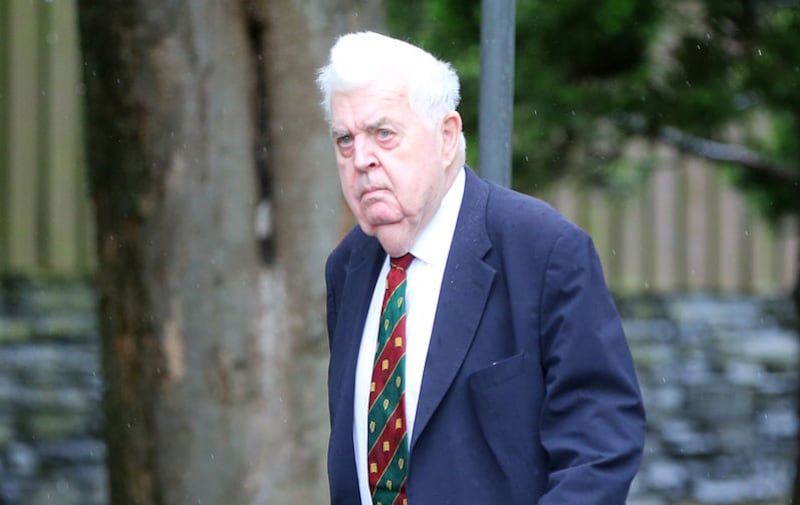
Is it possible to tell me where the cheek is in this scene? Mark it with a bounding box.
[337,167,366,218]
[336,164,355,192]
[394,173,429,210]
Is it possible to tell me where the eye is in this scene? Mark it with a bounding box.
[377,128,393,139]
[335,133,353,147]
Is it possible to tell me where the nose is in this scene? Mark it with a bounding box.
[352,134,378,172]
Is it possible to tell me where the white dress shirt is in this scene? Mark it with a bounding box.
[353,168,465,504]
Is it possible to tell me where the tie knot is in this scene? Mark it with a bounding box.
[390,253,414,271]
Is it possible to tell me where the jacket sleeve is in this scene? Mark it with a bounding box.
[537,225,646,505]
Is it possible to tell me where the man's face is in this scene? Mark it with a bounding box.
[329,81,455,256]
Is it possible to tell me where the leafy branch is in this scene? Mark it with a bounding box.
[657,125,799,186]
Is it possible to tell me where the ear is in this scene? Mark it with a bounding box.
[440,111,463,167]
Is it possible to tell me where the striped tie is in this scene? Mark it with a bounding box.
[368,253,414,505]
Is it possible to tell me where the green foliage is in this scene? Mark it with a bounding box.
[388,0,660,188]
[386,0,800,220]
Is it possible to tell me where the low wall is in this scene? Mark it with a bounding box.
[0,279,796,504]
[0,279,104,505]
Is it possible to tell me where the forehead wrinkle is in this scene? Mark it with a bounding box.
[330,83,414,136]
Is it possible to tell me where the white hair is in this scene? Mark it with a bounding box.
[316,31,462,130]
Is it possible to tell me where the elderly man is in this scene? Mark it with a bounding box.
[317,31,645,505]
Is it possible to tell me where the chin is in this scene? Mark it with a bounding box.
[375,229,412,257]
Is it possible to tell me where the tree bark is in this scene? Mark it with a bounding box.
[77,0,383,503]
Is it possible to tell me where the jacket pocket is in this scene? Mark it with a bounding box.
[467,351,546,500]
[469,351,527,388]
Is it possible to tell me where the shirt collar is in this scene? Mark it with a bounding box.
[409,167,465,268]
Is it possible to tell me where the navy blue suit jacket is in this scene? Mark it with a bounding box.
[325,167,646,504]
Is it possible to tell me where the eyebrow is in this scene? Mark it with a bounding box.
[365,117,391,130]
[366,118,403,137]
[330,117,397,138]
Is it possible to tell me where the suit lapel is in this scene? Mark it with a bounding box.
[410,168,495,450]
[331,237,384,408]
[329,236,384,492]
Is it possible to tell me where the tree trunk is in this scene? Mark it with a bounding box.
[77,1,383,504]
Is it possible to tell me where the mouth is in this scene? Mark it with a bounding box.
[361,186,387,199]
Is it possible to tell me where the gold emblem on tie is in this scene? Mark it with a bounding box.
[383,398,390,410]
[397,296,403,308]
[387,480,393,491]
[370,463,377,473]
[383,441,390,452]
[398,458,405,470]
[370,421,376,433]
[382,359,389,371]
[395,337,402,347]
[395,418,402,429]
[395,376,402,388]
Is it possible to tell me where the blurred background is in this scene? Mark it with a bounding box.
[0,0,798,504]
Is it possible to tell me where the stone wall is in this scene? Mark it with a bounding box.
[624,294,798,505]
[0,279,105,505]
[0,279,797,504]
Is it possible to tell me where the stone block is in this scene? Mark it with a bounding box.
[0,318,33,343]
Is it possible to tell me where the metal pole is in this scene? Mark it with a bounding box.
[478,0,516,188]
